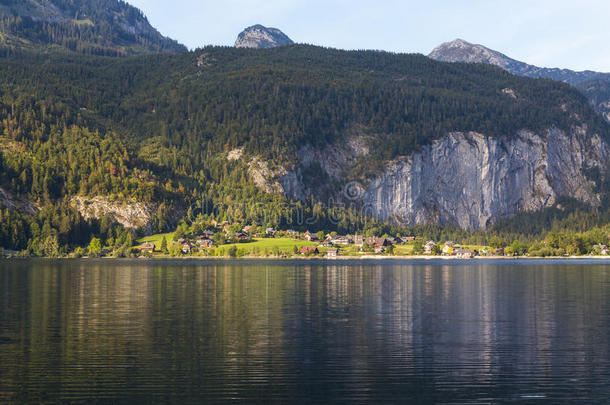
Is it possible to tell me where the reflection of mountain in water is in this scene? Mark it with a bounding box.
[0,260,608,402]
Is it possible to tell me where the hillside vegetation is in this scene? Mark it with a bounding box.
[0,0,186,55]
[0,45,609,253]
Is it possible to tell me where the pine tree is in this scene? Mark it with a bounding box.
[160,236,168,253]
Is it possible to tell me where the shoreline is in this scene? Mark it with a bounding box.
[3,255,610,261]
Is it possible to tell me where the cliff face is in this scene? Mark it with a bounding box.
[0,187,38,214]
[71,196,158,232]
[275,127,608,230]
[362,128,605,229]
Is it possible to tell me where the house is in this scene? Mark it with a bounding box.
[331,236,351,245]
[365,237,392,248]
[300,246,319,255]
[455,248,474,259]
[442,242,455,256]
[286,229,299,237]
[202,230,215,238]
[320,240,334,248]
[228,232,249,241]
[354,235,364,246]
[177,238,185,244]
[304,231,319,242]
[182,242,195,254]
[197,239,213,249]
[242,225,253,234]
[327,248,339,257]
[394,236,407,244]
[403,236,416,242]
[361,237,391,254]
[265,227,276,236]
[424,240,437,254]
[140,242,155,254]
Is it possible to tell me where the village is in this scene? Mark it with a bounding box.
[134,220,488,259]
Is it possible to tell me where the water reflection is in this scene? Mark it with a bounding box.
[0,259,608,402]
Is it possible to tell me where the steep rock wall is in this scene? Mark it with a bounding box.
[71,196,157,231]
[277,127,607,230]
[362,128,606,229]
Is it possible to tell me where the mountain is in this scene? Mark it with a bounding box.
[235,24,294,49]
[0,44,608,255]
[0,0,186,56]
[0,6,609,252]
[429,39,610,122]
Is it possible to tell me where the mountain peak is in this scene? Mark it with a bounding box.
[235,25,294,49]
[429,38,610,122]
[429,39,520,70]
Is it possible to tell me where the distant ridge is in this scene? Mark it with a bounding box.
[429,39,610,122]
[0,0,186,55]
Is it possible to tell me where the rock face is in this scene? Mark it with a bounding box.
[71,196,157,231]
[275,127,608,230]
[226,149,287,194]
[429,39,610,122]
[235,25,294,49]
[0,187,38,214]
[362,129,605,229]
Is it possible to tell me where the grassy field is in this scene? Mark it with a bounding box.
[136,232,175,248]
[394,245,415,255]
[135,234,317,255]
[221,237,318,254]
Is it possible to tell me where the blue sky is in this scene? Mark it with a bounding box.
[126,0,610,72]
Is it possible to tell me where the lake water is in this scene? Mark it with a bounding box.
[0,259,608,403]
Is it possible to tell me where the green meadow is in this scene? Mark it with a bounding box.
[221,238,318,254]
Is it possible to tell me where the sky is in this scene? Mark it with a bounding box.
[126,0,610,72]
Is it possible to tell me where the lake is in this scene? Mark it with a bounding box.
[0,259,608,403]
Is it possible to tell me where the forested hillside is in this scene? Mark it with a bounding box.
[0,44,609,253]
[0,0,186,55]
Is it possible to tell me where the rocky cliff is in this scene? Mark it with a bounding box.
[71,196,157,232]
[0,187,38,214]
[274,127,608,230]
[235,25,294,49]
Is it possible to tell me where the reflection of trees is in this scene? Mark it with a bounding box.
[0,261,608,402]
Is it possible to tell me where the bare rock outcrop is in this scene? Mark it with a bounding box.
[71,196,157,230]
[235,25,294,49]
[0,187,39,214]
[277,127,608,230]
